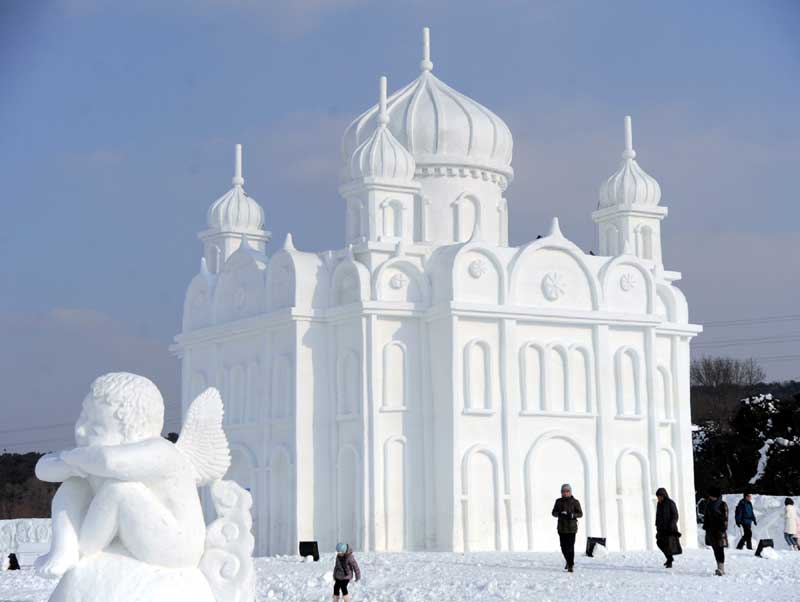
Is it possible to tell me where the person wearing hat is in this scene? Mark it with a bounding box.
[332,542,360,601]
[702,487,728,576]
[783,498,798,550]
[655,487,682,568]
[551,483,583,572]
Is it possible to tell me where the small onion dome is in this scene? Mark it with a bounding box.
[342,28,513,181]
[349,76,416,181]
[599,116,661,208]
[207,144,265,230]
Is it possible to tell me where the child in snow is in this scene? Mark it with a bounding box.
[333,542,360,601]
[783,498,799,550]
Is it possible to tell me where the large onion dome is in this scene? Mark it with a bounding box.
[342,28,513,182]
[599,116,661,208]
[349,76,416,181]
[207,145,265,231]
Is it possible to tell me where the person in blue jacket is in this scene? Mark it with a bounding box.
[735,491,757,550]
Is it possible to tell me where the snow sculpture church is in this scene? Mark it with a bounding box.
[174,29,701,555]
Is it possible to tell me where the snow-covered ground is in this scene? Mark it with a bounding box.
[3,548,799,602]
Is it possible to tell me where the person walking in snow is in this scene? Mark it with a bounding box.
[734,491,757,550]
[783,498,799,550]
[332,542,361,601]
[702,487,728,576]
[552,483,583,573]
[655,487,682,568]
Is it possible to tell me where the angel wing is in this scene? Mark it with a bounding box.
[176,387,231,485]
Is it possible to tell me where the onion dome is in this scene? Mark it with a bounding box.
[599,116,661,208]
[207,145,265,231]
[349,76,416,181]
[342,28,513,182]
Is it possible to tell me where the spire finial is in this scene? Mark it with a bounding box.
[420,27,433,72]
[378,76,389,126]
[233,144,244,186]
[622,116,636,160]
[548,217,564,238]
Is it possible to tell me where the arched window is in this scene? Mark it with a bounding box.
[548,346,569,412]
[229,364,246,424]
[571,347,592,413]
[519,343,545,412]
[382,200,403,239]
[615,348,641,416]
[464,340,492,411]
[453,196,479,242]
[656,366,672,420]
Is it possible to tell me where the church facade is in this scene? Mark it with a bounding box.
[173,29,700,556]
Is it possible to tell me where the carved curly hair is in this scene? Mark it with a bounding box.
[89,372,165,442]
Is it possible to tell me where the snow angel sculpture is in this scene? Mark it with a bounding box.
[34,372,255,602]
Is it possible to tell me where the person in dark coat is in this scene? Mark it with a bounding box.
[551,483,583,573]
[734,491,757,550]
[7,553,20,571]
[655,487,682,568]
[332,542,360,602]
[702,487,729,576]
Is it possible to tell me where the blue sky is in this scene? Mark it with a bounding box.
[1,0,798,451]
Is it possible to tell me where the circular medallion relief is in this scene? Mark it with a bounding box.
[541,272,565,301]
[468,259,487,279]
[389,273,407,290]
[620,272,636,292]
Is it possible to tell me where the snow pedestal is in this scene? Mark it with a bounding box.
[49,544,215,602]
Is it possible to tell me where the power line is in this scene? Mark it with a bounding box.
[694,334,800,348]
[702,314,800,327]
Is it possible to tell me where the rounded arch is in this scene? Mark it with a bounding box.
[381,341,408,410]
[599,255,655,314]
[463,338,493,411]
[615,448,654,551]
[460,444,502,551]
[452,244,507,305]
[523,431,593,551]
[658,447,679,499]
[546,343,570,412]
[614,346,643,416]
[656,365,673,420]
[382,436,409,550]
[380,198,405,239]
[372,258,430,305]
[509,239,601,310]
[226,443,258,493]
[451,193,481,242]
[182,273,215,332]
[519,342,546,412]
[569,344,594,414]
[337,444,362,550]
[330,256,370,306]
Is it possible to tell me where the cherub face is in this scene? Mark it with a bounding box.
[75,393,126,447]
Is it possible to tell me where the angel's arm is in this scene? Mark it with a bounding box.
[61,439,180,481]
[35,452,86,483]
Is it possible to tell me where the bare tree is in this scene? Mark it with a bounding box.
[691,356,766,388]
[690,356,766,426]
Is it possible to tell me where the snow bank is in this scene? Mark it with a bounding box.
[3,548,800,602]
